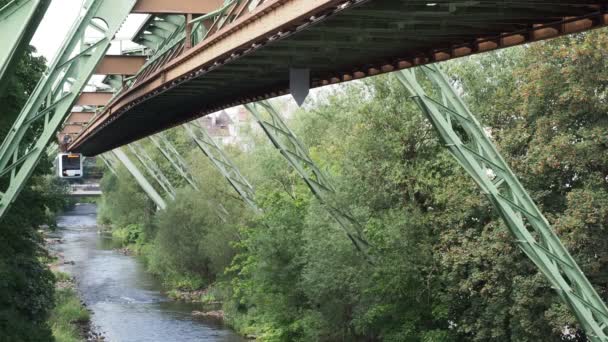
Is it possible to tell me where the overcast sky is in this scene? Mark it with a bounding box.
[31,0,147,62]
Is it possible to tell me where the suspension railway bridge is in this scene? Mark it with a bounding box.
[1,0,607,340]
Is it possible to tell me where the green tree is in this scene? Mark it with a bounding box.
[439,30,608,340]
[0,47,67,341]
[96,28,608,342]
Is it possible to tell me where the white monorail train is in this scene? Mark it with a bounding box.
[57,153,83,178]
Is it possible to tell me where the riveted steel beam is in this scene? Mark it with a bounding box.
[184,121,258,212]
[59,110,97,147]
[95,55,147,75]
[99,153,117,176]
[128,141,176,200]
[132,14,185,52]
[245,101,369,252]
[45,142,58,158]
[395,65,608,342]
[64,111,96,125]
[75,92,113,106]
[61,124,83,135]
[69,3,608,156]
[0,0,137,221]
[149,131,230,221]
[101,75,124,90]
[149,132,198,190]
[132,0,223,14]
[0,0,50,90]
[152,20,179,32]
[147,26,172,39]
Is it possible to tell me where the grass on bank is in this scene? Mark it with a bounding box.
[49,273,90,342]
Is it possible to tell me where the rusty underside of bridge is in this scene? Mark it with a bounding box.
[70,0,608,156]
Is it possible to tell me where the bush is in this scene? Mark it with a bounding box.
[111,223,145,245]
[49,287,90,342]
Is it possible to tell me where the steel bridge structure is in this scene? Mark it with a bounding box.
[1,0,608,340]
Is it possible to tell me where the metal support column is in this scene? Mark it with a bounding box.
[245,101,368,252]
[184,121,258,212]
[0,0,50,88]
[45,142,58,158]
[112,148,166,210]
[149,133,199,190]
[99,153,117,176]
[128,142,176,200]
[0,0,137,221]
[149,132,229,221]
[395,65,608,341]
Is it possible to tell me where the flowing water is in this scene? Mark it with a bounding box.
[52,203,244,342]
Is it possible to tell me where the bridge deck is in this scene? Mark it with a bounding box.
[70,0,607,156]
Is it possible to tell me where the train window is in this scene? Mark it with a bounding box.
[58,153,83,178]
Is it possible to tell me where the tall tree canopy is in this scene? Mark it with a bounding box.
[100,29,608,341]
[0,46,68,341]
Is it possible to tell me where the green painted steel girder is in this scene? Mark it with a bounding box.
[0,0,137,221]
[112,148,166,210]
[136,38,157,50]
[184,121,259,212]
[0,0,50,91]
[149,131,230,222]
[45,142,57,158]
[245,101,369,252]
[395,65,608,341]
[141,33,165,45]
[107,134,229,219]
[99,153,117,176]
[149,133,199,191]
[164,14,185,26]
[103,75,123,91]
[147,27,172,39]
[152,20,179,32]
[128,142,176,200]
[133,14,183,48]
[123,0,262,95]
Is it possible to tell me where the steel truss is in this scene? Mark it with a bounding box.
[149,132,229,222]
[128,142,176,200]
[45,142,58,157]
[245,101,369,252]
[111,148,166,210]
[0,0,50,89]
[395,65,608,341]
[99,153,117,176]
[149,133,199,190]
[184,121,258,212]
[0,0,136,220]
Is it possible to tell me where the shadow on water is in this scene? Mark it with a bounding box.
[52,203,245,342]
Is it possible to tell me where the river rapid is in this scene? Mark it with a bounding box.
[51,203,244,342]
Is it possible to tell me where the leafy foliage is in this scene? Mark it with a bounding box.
[49,285,90,342]
[0,47,69,340]
[99,29,608,341]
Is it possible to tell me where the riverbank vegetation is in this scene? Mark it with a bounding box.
[0,42,72,340]
[49,272,90,342]
[99,30,608,341]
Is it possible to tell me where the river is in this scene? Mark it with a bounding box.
[52,203,244,342]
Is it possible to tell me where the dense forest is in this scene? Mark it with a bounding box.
[0,44,72,340]
[98,29,606,341]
